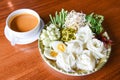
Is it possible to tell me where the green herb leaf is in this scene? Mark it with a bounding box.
[86,13,104,35]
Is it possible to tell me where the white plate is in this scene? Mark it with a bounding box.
[4,19,44,45]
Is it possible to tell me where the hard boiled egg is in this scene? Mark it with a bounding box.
[50,41,66,53]
[44,41,66,60]
[44,48,58,60]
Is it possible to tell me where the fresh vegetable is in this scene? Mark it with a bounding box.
[86,13,104,35]
[49,9,68,28]
[40,24,60,47]
[61,28,76,42]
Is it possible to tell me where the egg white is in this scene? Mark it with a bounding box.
[44,48,58,60]
[51,41,66,53]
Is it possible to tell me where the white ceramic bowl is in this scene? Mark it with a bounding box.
[4,9,44,45]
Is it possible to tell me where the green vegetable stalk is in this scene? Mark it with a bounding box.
[49,9,68,28]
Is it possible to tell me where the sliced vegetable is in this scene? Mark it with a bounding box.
[61,28,76,42]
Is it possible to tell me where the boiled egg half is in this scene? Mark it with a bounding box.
[44,41,66,60]
[51,41,66,53]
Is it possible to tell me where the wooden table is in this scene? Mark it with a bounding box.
[0,0,120,80]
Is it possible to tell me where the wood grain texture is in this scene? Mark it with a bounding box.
[0,0,120,80]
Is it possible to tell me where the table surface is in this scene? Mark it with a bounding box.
[0,0,120,80]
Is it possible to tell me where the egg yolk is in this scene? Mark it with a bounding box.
[57,44,65,52]
[50,51,58,57]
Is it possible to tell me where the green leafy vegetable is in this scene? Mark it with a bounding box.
[86,13,104,35]
[49,9,68,28]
